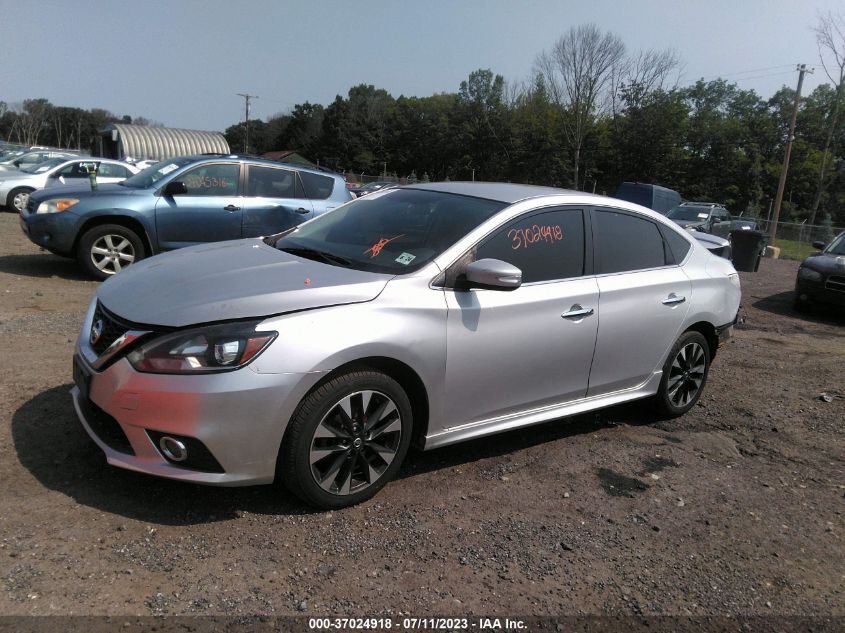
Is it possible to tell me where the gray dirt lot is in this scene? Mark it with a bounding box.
[0,211,843,617]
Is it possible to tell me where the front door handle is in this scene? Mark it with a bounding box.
[561,305,595,319]
[662,293,686,305]
[296,207,310,214]
[223,204,240,212]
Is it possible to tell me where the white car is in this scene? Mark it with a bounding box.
[1,158,139,212]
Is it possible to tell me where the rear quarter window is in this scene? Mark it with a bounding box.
[299,171,336,200]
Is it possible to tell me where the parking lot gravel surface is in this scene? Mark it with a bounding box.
[0,212,842,618]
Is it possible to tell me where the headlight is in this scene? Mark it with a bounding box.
[36,198,79,214]
[127,321,277,374]
[797,267,823,282]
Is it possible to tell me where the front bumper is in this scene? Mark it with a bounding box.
[72,344,322,486]
[19,207,81,255]
[795,277,845,308]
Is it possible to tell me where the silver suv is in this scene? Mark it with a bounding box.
[71,183,741,508]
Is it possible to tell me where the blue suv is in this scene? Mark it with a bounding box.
[21,155,352,279]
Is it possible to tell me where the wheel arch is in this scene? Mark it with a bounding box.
[684,320,718,360]
[6,186,35,209]
[73,213,154,257]
[281,356,431,452]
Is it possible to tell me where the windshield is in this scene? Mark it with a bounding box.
[667,206,712,221]
[825,233,845,256]
[120,157,195,189]
[20,158,65,174]
[0,152,25,164]
[268,188,507,274]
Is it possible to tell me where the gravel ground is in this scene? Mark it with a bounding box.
[0,212,842,619]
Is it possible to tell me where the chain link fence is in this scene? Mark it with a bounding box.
[761,220,843,244]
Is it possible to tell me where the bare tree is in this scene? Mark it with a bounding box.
[809,10,845,226]
[536,24,626,189]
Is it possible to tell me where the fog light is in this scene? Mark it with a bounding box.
[159,436,188,462]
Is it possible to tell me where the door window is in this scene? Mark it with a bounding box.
[246,165,299,198]
[474,209,585,283]
[179,163,239,196]
[593,209,667,274]
[98,163,131,178]
[57,161,98,178]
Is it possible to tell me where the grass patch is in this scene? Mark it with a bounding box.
[774,238,816,261]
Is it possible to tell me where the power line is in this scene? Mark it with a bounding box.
[698,64,797,82]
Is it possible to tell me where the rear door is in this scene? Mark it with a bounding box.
[587,208,691,396]
[241,164,313,238]
[154,162,243,249]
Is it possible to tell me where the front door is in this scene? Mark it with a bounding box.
[154,162,243,250]
[442,207,599,427]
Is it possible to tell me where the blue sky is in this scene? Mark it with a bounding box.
[1,0,841,132]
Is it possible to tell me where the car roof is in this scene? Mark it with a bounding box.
[182,154,343,179]
[404,181,592,204]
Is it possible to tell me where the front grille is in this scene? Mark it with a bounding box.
[826,275,845,293]
[90,303,132,355]
[78,396,135,455]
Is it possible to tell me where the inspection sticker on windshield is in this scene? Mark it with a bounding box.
[395,252,416,266]
[159,163,179,175]
[697,213,709,219]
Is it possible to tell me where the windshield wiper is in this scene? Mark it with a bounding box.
[281,246,352,267]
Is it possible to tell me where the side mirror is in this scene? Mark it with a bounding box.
[12,160,21,167]
[162,180,187,196]
[463,258,522,291]
[812,241,826,251]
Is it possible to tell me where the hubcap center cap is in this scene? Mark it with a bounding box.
[352,438,363,449]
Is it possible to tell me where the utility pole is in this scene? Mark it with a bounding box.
[236,93,258,153]
[769,64,812,243]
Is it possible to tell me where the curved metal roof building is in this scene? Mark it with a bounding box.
[96,124,230,161]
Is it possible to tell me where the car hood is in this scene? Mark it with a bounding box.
[97,239,394,328]
[29,182,137,202]
[801,252,845,274]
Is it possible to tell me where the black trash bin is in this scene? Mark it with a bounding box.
[730,229,766,272]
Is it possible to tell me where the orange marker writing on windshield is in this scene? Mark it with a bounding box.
[364,234,405,258]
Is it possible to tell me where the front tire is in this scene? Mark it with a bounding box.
[654,331,711,417]
[77,224,146,280]
[280,370,413,509]
[7,187,34,212]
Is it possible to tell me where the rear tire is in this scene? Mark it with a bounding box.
[279,370,413,509]
[654,331,711,418]
[7,187,34,212]
[77,224,146,280]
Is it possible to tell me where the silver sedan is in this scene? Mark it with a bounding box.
[0,157,138,212]
[71,183,741,508]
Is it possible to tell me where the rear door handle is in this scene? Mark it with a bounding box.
[662,293,686,305]
[561,305,594,319]
[296,207,310,214]
[223,204,240,212]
